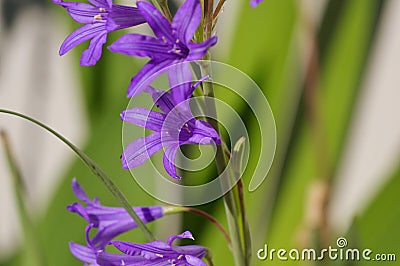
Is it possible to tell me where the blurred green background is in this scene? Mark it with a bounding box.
[0,0,399,265]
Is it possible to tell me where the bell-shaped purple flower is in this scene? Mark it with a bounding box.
[108,0,218,97]
[67,178,164,249]
[70,231,207,266]
[53,0,146,66]
[121,65,221,179]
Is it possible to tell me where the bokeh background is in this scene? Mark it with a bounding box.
[0,0,399,265]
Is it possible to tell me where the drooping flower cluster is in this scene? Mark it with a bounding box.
[121,65,221,179]
[55,0,220,179]
[55,0,220,264]
[68,179,207,265]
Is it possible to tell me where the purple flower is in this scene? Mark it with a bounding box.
[250,0,264,8]
[67,178,164,249]
[70,231,207,266]
[108,0,218,97]
[53,0,146,66]
[121,66,221,179]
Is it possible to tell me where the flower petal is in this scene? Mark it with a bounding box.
[59,23,105,56]
[69,242,98,265]
[187,120,221,145]
[185,255,207,266]
[163,144,180,179]
[168,63,194,105]
[109,34,174,60]
[80,29,108,66]
[121,108,165,131]
[97,251,147,265]
[146,86,175,114]
[168,231,194,245]
[53,0,100,24]
[127,59,173,97]
[71,178,92,203]
[122,132,164,169]
[172,0,202,45]
[107,4,146,31]
[137,1,175,43]
[186,36,218,60]
[112,240,172,259]
[89,0,111,8]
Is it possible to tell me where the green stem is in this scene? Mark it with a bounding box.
[205,250,215,266]
[231,138,252,265]
[157,0,173,21]
[0,109,156,242]
[199,58,246,266]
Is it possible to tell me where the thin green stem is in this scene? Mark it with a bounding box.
[183,207,231,246]
[205,250,215,266]
[213,0,226,21]
[204,0,214,38]
[199,58,246,266]
[231,137,252,265]
[0,109,156,242]
[157,0,173,21]
[164,205,231,246]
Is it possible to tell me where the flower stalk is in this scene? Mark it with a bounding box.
[165,205,232,246]
[199,57,247,266]
[157,0,173,21]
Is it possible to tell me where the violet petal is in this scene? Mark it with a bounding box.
[69,242,98,265]
[109,34,174,60]
[137,1,175,43]
[187,120,221,145]
[122,131,165,169]
[107,4,147,31]
[168,63,193,105]
[172,0,202,45]
[186,36,218,60]
[59,23,106,56]
[120,108,165,132]
[80,30,108,66]
[127,59,174,97]
[162,144,180,179]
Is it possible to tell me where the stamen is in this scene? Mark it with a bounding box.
[177,254,183,259]
[94,14,102,20]
[99,7,107,12]
[184,123,191,133]
[156,253,164,258]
